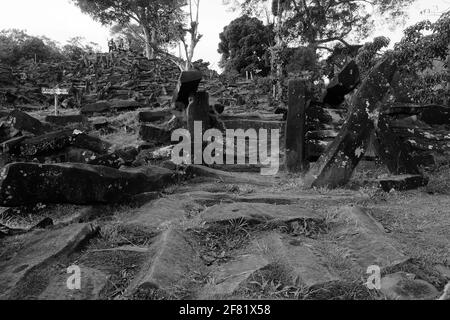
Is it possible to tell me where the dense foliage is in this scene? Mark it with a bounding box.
[392,12,450,104]
[0,29,63,66]
[218,15,273,76]
[238,0,414,49]
[71,0,185,59]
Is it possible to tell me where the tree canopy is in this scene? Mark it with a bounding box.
[218,15,273,76]
[236,0,415,49]
[0,29,63,66]
[71,0,185,59]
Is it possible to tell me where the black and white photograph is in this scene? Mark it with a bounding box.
[0,0,449,308]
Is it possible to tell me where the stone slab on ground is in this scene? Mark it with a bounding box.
[200,253,269,298]
[200,202,319,226]
[0,163,177,206]
[252,233,340,287]
[335,206,408,270]
[124,195,205,232]
[186,165,277,187]
[127,228,200,296]
[0,223,98,299]
[38,265,109,300]
[379,175,429,192]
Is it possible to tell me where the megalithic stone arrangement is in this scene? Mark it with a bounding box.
[305,56,399,188]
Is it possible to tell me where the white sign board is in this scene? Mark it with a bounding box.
[41,87,70,115]
[41,88,69,95]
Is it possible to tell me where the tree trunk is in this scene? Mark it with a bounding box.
[272,0,284,103]
[142,26,154,59]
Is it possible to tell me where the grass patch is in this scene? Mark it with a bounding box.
[423,164,450,195]
[237,263,378,300]
[89,223,158,250]
[190,215,330,267]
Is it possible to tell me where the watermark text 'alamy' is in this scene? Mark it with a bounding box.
[171,121,280,176]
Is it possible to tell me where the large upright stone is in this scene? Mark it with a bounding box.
[172,71,203,110]
[187,92,211,164]
[305,56,398,188]
[285,80,308,172]
[0,163,176,206]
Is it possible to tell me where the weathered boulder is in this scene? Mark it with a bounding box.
[0,163,177,207]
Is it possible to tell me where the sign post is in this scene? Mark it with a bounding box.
[41,87,69,115]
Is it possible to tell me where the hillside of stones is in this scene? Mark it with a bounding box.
[0,51,450,300]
